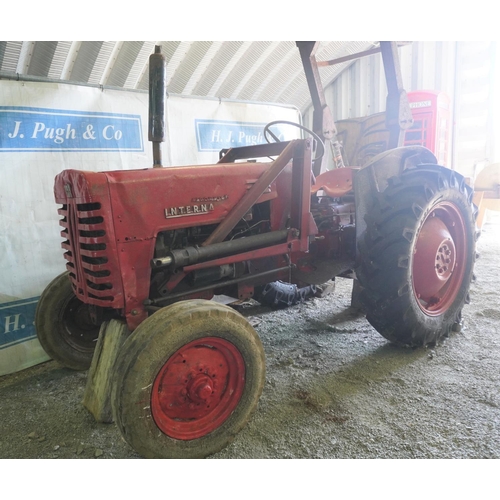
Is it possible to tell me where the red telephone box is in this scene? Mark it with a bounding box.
[404,90,451,166]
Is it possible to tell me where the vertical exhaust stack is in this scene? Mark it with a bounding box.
[149,45,167,168]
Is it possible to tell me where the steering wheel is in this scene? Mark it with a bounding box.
[263,120,325,162]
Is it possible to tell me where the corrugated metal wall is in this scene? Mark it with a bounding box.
[304,41,496,179]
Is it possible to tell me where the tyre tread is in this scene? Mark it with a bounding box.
[356,165,476,346]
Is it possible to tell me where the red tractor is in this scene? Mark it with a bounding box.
[35,43,477,458]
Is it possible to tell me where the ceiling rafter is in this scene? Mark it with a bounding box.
[0,41,379,114]
[16,41,35,74]
[206,41,253,97]
[183,41,223,95]
[229,41,281,100]
[60,41,82,81]
[125,41,157,89]
[99,41,124,86]
[166,41,195,87]
[249,42,296,102]
[88,42,115,85]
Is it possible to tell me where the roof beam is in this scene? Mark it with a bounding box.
[230,41,280,100]
[249,44,296,101]
[99,41,123,86]
[16,41,35,74]
[183,41,223,95]
[166,41,194,87]
[207,41,253,97]
[316,42,411,67]
[60,41,82,80]
[125,41,158,89]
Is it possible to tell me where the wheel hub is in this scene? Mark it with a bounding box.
[413,216,456,300]
[187,374,214,403]
[412,202,467,316]
[435,240,456,281]
[62,299,101,352]
[151,337,245,440]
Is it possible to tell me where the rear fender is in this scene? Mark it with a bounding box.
[353,146,439,249]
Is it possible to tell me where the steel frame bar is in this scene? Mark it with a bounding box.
[202,140,297,246]
[316,42,412,67]
[379,41,413,149]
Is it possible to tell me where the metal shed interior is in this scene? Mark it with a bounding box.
[2,40,498,179]
[0,41,376,112]
[1,9,500,481]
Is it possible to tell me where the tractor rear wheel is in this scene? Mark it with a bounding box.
[356,165,477,346]
[35,272,103,370]
[111,300,265,459]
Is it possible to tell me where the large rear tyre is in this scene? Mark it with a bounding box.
[111,300,266,459]
[356,165,477,346]
[35,272,103,370]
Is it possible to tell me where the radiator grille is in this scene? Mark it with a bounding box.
[59,201,114,303]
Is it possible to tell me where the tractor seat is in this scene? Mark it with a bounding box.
[311,167,357,197]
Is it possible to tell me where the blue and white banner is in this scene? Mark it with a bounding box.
[0,106,143,152]
[0,297,39,350]
[0,296,49,374]
[195,119,286,152]
[166,96,300,166]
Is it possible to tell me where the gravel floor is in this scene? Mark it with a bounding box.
[1,218,499,460]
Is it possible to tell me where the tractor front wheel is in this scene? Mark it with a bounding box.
[111,300,266,459]
[356,165,477,346]
[35,272,103,370]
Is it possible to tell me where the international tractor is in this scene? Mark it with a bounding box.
[35,42,478,458]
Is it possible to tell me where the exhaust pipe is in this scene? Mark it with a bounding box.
[149,45,167,167]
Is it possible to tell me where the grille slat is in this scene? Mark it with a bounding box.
[78,236,107,245]
[77,210,102,217]
[85,287,114,298]
[78,223,105,231]
[79,249,108,258]
[85,274,112,284]
[87,280,113,291]
[59,200,114,305]
[81,261,110,272]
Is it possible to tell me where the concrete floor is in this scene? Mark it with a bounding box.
[0,216,499,459]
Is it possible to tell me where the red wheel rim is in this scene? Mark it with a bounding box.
[151,337,245,440]
[412,201,467,316]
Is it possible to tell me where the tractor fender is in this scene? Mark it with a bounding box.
[353,145,440,247]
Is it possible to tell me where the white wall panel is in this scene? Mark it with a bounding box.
[453,42,495,178]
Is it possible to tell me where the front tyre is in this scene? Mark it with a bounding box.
[111,300,266,459]
[356,165,477,346]
[35,272,103,370]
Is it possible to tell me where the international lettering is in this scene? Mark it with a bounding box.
[165,203,215,218]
